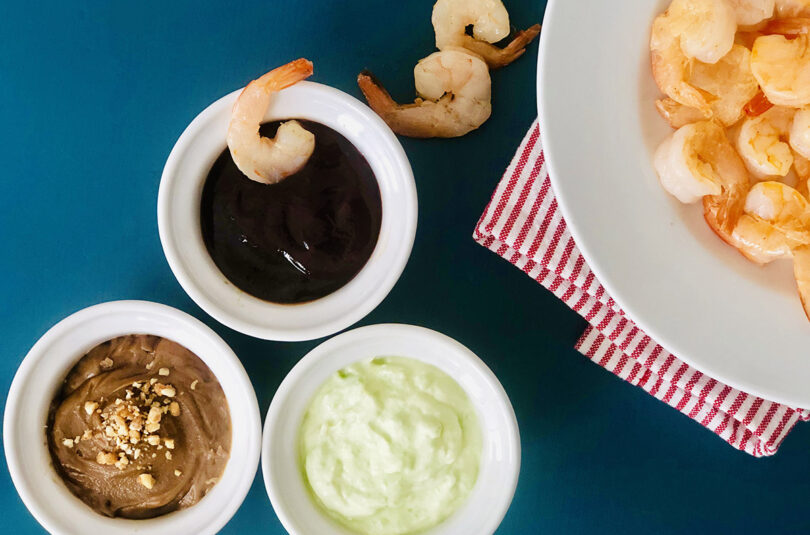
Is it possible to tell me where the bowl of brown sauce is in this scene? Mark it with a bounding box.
[159,80,417,341]
[3,300,261,535]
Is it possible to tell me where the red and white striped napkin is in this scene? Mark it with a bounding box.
[474,120,810,457]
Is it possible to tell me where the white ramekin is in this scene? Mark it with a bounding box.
[262,324,521,535]
[158,80,417,342]
[3,300,262,535]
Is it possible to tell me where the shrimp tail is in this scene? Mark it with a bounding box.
[460,23,541,69]
[703,194,740,245]
[655,98,707,128]
[358,71,398,117]
[506,24,542,52]
[743,90,774,118]
[258,58,314,91]
[493,23,541,68]
[650,51,713,116]
[764,17,810,37]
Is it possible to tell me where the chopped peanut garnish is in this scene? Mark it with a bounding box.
[158,367,170,376]
[147,406,162,424]
[156,385,176,398]
[138,473,155,489]
[86,376,181,471]
[97,452,117,465]
[62,438,74,448]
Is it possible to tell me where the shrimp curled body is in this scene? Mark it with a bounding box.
[227,59,315,184]
[751,34,810,107]
[650,0,737,116]
[431,0,541,69]
[358,49,492,138]
[736,106,795,178]
[728,0,775,26]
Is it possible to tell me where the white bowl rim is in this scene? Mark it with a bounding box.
[158,80,417,342]
[3,300,262,535]
[261,323,521,535]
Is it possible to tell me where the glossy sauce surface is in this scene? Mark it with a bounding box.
[201,120,382,303]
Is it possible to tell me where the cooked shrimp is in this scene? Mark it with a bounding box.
[732,214,794,262]
[745,181,810,238]
[789,107,810,159]
[655,45,758,128]
[358,48,491,138]
[737,106,796,178]
[751,34,810,107]
[431,0,540,69]
[655,98,709,128]
[226,59,315,184]
[699,124,752,238]
[735,29,765,49]
[775,0,810,17]
[728,0,775,26]
[794,153,810,197]
[654,122,724,203]
[732,181,810,262]
[665,0,737,63]
[654,121,750,240]
[650,0,737,115]
[793,244,810,319]
[651,14,710,115]
[763,16,810,35]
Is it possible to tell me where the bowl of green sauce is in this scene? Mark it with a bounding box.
[261,324,520,535]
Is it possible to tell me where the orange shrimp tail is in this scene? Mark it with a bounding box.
[764,17,810,37]
[518,24,542,44]
[264,58,314,90]
[357,71,397,116]
[744,90,774,118]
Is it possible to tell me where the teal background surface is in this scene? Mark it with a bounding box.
[2,1,810,533]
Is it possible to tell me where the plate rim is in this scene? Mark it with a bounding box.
[537,0,810,409]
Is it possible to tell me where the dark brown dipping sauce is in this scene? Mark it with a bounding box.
[200,119,382,304]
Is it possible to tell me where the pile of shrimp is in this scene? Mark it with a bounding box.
[357,0,541,138]
[651,0,810,321]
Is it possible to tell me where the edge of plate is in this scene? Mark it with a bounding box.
[536,0,809,409]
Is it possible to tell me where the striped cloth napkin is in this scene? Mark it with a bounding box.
[474,120,810,457]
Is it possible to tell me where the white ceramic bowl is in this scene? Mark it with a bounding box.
[262,324,520,535]
[3,301,262,535]
[538,0,810,407]
[159,80,417,342]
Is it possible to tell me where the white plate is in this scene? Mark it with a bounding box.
[538,0,810,408]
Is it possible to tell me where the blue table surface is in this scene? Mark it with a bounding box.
[2,1,810,533]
